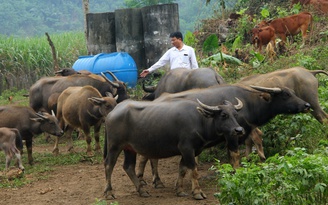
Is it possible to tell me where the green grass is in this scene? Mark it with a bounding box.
[0,32,87,79]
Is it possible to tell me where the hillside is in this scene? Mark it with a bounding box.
[0,0,236,37]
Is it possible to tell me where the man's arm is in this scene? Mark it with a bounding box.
[190,48,199,69]
[140,49,171,77]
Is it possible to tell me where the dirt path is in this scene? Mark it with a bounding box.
[0,147,220,205]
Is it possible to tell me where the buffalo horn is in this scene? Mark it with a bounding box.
[35,112,47,119]
[250,85,282,93]
[100,72,120,88]
[234,97,243,110]
[142,82,156,93]
[105,92,118,100]
[89,97,105,103]
[196,99,222,111]
[105,92,114,98]
[104,70,119,82]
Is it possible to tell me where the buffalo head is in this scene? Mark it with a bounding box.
[31,112,63,137]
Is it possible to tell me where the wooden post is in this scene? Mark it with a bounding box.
[45,32,59,72]
[82,0,89,47]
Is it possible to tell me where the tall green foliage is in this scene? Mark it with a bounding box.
[214,147,328,205]
[0,32,87,77]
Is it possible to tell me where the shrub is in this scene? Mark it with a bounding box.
[214,147,328,205]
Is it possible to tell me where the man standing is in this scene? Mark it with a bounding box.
[140,31,199,78]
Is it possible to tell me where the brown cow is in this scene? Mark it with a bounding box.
[257,12,313,47]
[291,0,328,14]
[251,26,276,52]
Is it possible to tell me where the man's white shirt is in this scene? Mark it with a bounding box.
[148,44,199,72]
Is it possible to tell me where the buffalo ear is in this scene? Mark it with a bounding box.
[259,93,272,102]
[88,97,105,106]
[197,107,214,118]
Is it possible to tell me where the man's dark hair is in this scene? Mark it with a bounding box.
[169,31,183,41]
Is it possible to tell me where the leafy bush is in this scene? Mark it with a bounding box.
[214,147,328,205]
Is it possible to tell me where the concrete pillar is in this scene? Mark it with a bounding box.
[115,8,146,71]
[141,3,179,69]
[86,12,116,55]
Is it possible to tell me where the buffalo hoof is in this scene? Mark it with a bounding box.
[176,191,188,197]
[94,148,102,155]
[104,192,116,200]
[68,147,76,153]
[86,151,94,157]
[28,159,34,166]
[193,193,207,200]
[192,190,207,200]
[153,180,165,188]
[52,148,59,156]
[139,190,150,197]
[139,179,147,186]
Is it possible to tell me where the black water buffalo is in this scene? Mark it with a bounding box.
[103,98,244,200]
[137,84,311,188]
[0,106,63,165]
[142,67,225,100]
[238,67,328,159]
[0,127,24,171]
[29,76,65,113]
[54,85,117,156]
[29,71,127,114]
[239,66,328,123]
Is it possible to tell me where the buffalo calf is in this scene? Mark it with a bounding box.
[0,127,24,171]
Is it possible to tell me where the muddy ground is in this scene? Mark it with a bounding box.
[0,143,221,205]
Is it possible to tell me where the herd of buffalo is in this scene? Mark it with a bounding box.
[1,64,327,200]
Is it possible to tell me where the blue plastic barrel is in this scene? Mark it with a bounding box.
[72,52,138,88]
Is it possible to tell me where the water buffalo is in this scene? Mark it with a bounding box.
[54,85,117,156]
[29,71,127,114]
[142,67,225,100]
[29,76,65,113]
[103,98,244,200]
[137,84,311,187]
[55,68,82,76]
[0,127,24,171]
[0,106,63,165]
[238,67,328,158]
[239,66,328,123]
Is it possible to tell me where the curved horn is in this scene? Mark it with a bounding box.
[35,112,48,119]
[250,85,282,93]
[197,99,222,111]
[89,97,105,103]
[100,72,120,88]
[105,92,114,98]
[234,97,243,110]
[104,70,119,81]
[142,82,156,93]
